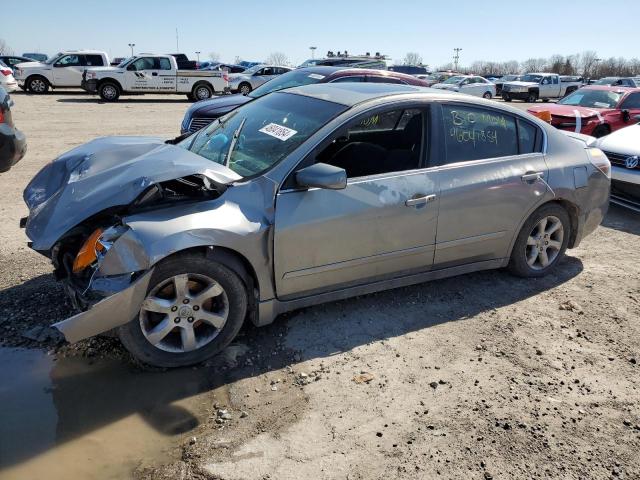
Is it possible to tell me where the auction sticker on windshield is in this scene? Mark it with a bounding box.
[259,123,298,141]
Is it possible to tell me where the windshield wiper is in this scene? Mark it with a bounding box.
[225,117,246,166]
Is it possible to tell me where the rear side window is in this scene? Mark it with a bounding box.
[517,119,541,154]
[85,55,104,66]
[157,57,172,70]
[441,104,518,164]
[621,93,640,109]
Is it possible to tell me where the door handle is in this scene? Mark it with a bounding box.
[152,72,158,76]
[405,194,437,207]
[521,171,544,183]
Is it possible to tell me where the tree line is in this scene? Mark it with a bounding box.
[435,51,640,78]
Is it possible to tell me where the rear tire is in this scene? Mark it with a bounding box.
[508,204,571,278]
[502,93,511,102]
[98,81,120,101]
[27,75,49,94]
[192,83,213,101]
[118,253,248,368]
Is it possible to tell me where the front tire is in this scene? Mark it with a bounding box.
[527,91,538,103]
[482,91,492,99]
[508,204,571,278]
[27,76,49,94]
[99,81,120,101]
[239,82,252,95]
[502,93,512,102]
[118,253,248,367]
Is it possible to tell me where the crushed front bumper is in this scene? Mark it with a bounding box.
[53,269,154,343]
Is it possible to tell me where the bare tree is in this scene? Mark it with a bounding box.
[403,52,423,66]
[521,58,547,73]
[208,52,221,62]
[579,50,598,78]
[0,39,12,55]
[265,52,288,66]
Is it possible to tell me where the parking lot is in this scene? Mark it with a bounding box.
[1,91,639,480]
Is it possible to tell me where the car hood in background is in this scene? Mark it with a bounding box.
[24,136,241,250]
[186,94,252,117]
[431,83,459,90]
[528,104,612,119]
[595,124,640,155]
[503,81,537,88]
[14,61,47,70]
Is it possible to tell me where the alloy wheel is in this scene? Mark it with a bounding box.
[240,84,251,95]
[525,215,564,270]
[139,273,229,353]
[102,85,117,100]
[30,79,46,93]
[196,86,211,100]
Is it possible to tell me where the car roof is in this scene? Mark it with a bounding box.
[580,85,640,93]
[282,82,435,106]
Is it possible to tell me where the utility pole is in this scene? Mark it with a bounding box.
[310,46,317,59]
[453,48,462,71]
[128,43,135,56]
[195,51,201,62]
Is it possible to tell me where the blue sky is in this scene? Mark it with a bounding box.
[4,0,639,67]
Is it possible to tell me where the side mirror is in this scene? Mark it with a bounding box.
[296,163,347,190]
[622,109,631,123]
[127,64,136,71]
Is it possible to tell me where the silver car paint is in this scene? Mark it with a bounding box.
[28,86,609,343]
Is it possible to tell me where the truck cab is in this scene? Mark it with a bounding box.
[14,50,109,93]
[502,73,582,103]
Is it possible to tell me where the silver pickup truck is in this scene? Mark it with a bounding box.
[501,73,583,103]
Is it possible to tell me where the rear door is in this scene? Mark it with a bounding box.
[619,92,640,121]
[432,102,548,267]
[154,57,177,91]
[274,105,439,298]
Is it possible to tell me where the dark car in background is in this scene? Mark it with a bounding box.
[22,52,47,62]
[495,74,521,96]
[181,66,430,133]
[0,87,27,172]
[168,53,198,70]
[593,77,640,88]
[388,65,428,75]
[200,62,246,73]
[0,56,35,73]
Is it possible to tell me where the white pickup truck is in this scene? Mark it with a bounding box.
[82,54,228,101]
[13,50,109,93]
[501,73,583,103]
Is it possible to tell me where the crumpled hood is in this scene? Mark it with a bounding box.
[24,136,241,251]
[187,93,251,117]
[595,124,640,156]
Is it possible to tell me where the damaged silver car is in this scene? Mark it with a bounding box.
[22,83,611,367]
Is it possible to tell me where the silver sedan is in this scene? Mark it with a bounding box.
[23,83,610,367]
[227,64,292,95]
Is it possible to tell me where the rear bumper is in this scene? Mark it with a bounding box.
[81,79,98,93]
[0,124,27,173]
[2,81,19,93]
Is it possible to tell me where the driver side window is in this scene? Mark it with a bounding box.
[316,107,427,178]
[56,55,81,67]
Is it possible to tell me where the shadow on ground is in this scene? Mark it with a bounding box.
[602,204,640,236]
[0,255,583,470]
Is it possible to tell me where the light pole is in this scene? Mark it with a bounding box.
[453,48,462,71]
[128,43,135,56]
[195,51,201,62]
[310,46,317,59]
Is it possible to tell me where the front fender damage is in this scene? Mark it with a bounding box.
[53,269,154,343]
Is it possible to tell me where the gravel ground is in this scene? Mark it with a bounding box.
[1,91,639,480]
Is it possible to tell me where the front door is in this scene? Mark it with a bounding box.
[433,102,549,267]
[274,106,439,298]
[52,54,85,86]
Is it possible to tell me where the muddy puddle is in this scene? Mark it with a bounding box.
[0,346,244,479]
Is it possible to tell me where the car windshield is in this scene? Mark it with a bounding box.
[520,74,543,82]
[594,77,619,85]
[443,76,466,84]
[558,89,622,108]
[45,53,63,65]
[502,75,518,81]
[241,65,264,75]
[249,69,329,98]
[179,92,347,178]
[116,57,131,67]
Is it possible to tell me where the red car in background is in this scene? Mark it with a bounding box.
[528,86,640,137]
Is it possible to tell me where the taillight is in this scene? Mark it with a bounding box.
[0,109,4,124]
[1,69,12,77]
[223,71,229,82]
[587,147,611,179]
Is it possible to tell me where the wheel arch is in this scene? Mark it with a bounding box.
[26,73,50,88]
[192,80,215,94]
[98,77,123,91]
